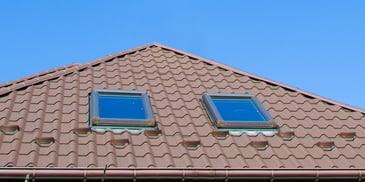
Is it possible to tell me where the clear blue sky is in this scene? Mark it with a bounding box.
[1,1,364,109]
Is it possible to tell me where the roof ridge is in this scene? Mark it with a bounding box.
[0,43,157,97]
[0,63,80,88]
[0,63,80,95]
[1,42,363,114]
[153,43,365,113]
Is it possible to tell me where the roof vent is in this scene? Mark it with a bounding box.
[317,141,335,151]
[278,131,295,141]
[212,130,229,139]
[35,137,55,147]
[73,127,92,136]
[250,141,269,150]
[183,140,201,149]
[0,125,20,135]
[144,129,162,138]
[339,132,356,140]
[111,139,129,148]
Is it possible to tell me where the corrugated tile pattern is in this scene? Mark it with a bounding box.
[0,44,365,168]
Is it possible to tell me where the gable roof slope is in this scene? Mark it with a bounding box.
[0,43,365,180]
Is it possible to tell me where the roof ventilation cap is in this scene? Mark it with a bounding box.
[183,140,201,150]
[339,132,356,141]
[144,129,162,138]
[35,137,55,147]
[212,130,229,139]
[111,139,129,148]
[278,131,295,141]
[317,141,335,151]
[0,125,20,135]
[250,140,269,150]
[73,127,91,136]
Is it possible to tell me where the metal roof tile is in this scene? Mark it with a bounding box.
[172,153,193,167]
[331,155,355,168]
[244,155,266,168]
[153,154,175,168]
[297,155,318,168]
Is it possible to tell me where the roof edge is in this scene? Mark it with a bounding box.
[0,63,81,96]
[0,63,80,87]
[154,43,365,113]
[1,42,364,113]
[0,43,157,96]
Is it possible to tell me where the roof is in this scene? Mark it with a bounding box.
[0,43,365,170]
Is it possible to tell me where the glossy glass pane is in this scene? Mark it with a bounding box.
[99,94,146,120]
[212,97,266,122]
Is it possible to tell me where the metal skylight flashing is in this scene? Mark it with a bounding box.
[90,126,157,134]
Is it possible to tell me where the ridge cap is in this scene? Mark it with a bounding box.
[0,42,363,114]
[152,43,365,113]
[0,63,80,88]
[0,43,158,96]
[0,63,81,94]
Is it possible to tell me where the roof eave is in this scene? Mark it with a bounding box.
[1,168,364,181]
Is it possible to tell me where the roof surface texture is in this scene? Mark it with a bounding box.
[0,43,365,169]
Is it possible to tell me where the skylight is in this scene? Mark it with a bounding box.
[202,93,274,129]
[89,89,155,128]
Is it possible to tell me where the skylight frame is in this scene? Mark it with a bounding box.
[202,93,274,129]
[89,89,155,128]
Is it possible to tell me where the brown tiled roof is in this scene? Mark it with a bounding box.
[0,43,365,169]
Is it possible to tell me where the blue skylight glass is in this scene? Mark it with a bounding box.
[202,93,274,129]
[212,97,266,122]
[89,89,155,127]
[99,94,146,120]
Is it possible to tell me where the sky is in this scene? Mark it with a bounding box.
[0,1,364,109]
